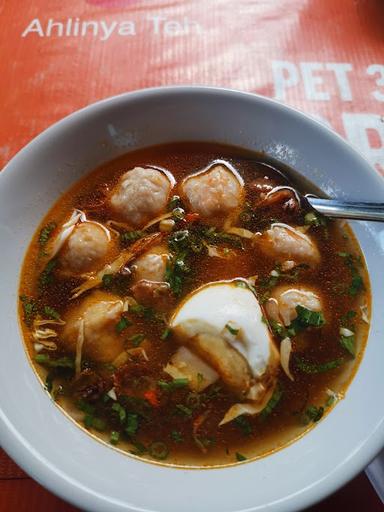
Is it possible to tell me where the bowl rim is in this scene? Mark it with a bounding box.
[1,85,384,512]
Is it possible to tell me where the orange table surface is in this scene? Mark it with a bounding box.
[0,449,382,511]
[1,0,384,510]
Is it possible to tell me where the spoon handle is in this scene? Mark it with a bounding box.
[307,197,384,222]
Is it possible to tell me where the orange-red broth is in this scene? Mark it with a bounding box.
[19,143,370,467]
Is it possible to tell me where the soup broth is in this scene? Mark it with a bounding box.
[19,143,370,467]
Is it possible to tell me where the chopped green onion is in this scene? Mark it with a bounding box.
[236,452,247,461]
[115,316,132,334]
[35,354,74,369]
[20,295,38,326]
[269,320,288,339]
[76,400,95,415]
[202,227,243,249]
[120,231,144,244]
[84,414,93,429]
[303,405,324,424]
[295,357,343,374]
[175,404,193,417]
[38,222,56,249]
[172,207,185,220]
[38,259,57,289]
[125,413,139,436]
[340,310,357,324]
[160,327,171,340]
[129,333,145,347]
[168,195,182,211]
[91,417,106,431]
[129,303,158,321]
[45,373,54,393]
[304,212,326,227]
[84,415,106,431]
[260,384,283,420]
[112,402,126,423]
[225,323,239,335]
[158,378,189,392]
[325,395,336,408]
[340,335,355,357]
[102,274,114,289]
[197,373,204,389]
[349,274,364,296]
[129,303,145,314]
[234,415,252,435]
[170,430,183,443]
[295,306,325,327]
[186,392,201,409]
[337,253,365,296]
[129,439,147,455]
[149,441,169,460]
[110,431,120,445]
[43,305,61,320]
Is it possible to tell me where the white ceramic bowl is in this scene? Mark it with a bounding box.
[1,87,384,512]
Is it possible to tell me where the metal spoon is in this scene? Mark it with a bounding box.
[250,160,384,223]
[306,198,384,222]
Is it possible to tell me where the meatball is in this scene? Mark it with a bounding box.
[60,221,111,274]
[130,245,171,307]
[62,291,125,363]
[131,245,169,283]
[180,163,244,225]
[110,167,172,228]
[266,285,322,326]
[259,223,320,266]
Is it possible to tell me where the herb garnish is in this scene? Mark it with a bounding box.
[112,402,127,423]
[101,273,131,295]
[340,310,357,325]
[172,207,185,220]
[168,195,183,211]
[175,404,193,417]
[120,230,144,245]
[260,384,283,420]
[129,303,160,321]
[116,316,132,333]
[43,305,61,320]
[234,415,253,435]
[202,226,243,249]
[304,211,327,228]
[302,405,324,424]
[110,431,120,445]
[170,430,183,443]
[35,354,75,369]
[38,259,57,289]
[225,323,239,335]
[294,306,325,328]
[125,413,139,436]
[269,306,325,339]
[38,222,56,254]
[158,378,189,392]
[20,295,38,325]
[130,439,147,455]
[295,357,343,374]
[129,333,145,347]
[84,416,106,431]
[340,334,355,357]
[148,441,169,460]
[236,452,247,461]
[160,327,171,340]
[165,251,190,296]
[337,252,365,296]
[269,320,289,339]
